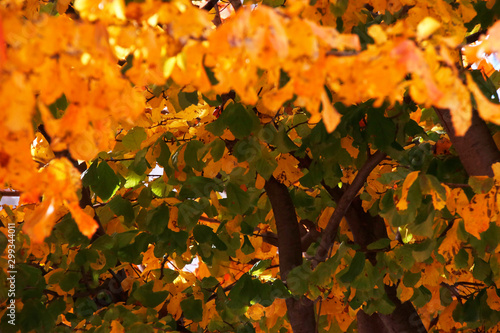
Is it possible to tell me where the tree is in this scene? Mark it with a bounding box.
[1,0,500,332]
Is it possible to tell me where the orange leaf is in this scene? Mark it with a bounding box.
[67,203,99,239]
[23,199,58,243]
[0,12,6,67]
[467,72,500,125]
[321,91,340,133]
[487,288,500,311]
[110,320,125,333]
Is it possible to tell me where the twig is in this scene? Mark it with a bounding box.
[201,0,219,11]
[228,0,241,10]
[159,256,169,280]
[0,190,21,197]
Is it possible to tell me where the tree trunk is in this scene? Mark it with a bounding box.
[357,311,389,333]
[265,176,316,333]
[435,108,500,177]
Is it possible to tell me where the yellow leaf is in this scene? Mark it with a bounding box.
[368,25,387,45]
[163,56,177,78]
[396,171,419,211]
[321,92,340,133]
[417,17,441,41]
[31,132,55,164]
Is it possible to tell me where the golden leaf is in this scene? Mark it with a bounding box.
[416,17,441,41]
[396,171,419,211]
[110,320,125,333]
[462,194,490,239]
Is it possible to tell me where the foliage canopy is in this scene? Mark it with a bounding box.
[1,0,500,332]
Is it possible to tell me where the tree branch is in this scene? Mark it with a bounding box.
[228,0,242,11]
[313,150,386,265]
[201,0,219,11]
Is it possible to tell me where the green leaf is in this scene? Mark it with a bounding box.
[366,109,396,149]
[150,178,169,198]
[249,259,272,276]
[232,137,262,163]
[455,248,469,269]
[193,225,214,243]
[84,161,120,201]
[339,252,365,283]
[225,103,256,139]
[129,148,150,175]
[275,125,298,153]
[184,140,206,171]
[177,200,203,230]
[120,54,134,74]
[210,138,226,162]
[278,69,290,88]
[108,195,135,225]
[403,271,421,288]
[470,69,500,103]
[366,238,390,250]
[241,235,255,255]
[178,91,199,109]
[156,140,171,169]
[411,285,432,308]
[180,296,203,322]
[124,170,144,188]
[255,149,278,180]
[178,176,223,200]
[203,64,219,85]
[137,187,153,208]
[122,127,147,151]
[162,269,180,283]
[133,281,169,308]
[225,182,251,215]
[469,176,495,194]
[472,258,491,281]
[146,204,170,235]
[201,276,220,289]
[74,297,98,317]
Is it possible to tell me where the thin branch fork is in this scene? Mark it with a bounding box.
[313,150,386,266]
[0,190,21,197]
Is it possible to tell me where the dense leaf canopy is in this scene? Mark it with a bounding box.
[1,0,500,332]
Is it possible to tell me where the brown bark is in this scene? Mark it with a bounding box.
[357,311,389,333]
[265,176,316,333]
[435,108,500,177]
[378,285,427,333]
